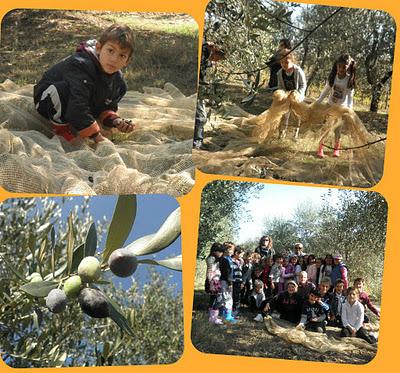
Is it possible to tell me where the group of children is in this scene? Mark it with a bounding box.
[268,38,356,157]
[205,239,379,344]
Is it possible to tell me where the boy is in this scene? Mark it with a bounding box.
[318,277,332,317]
[270,254,283,295]
[231,246,244,316]
[340,287,375,344]
[328,279,346,327]
[250,279,267,322]
[353,278,380,322]
[219,242,236,322]
[297,271,316,301]
[297,289,326,333]
[34,24,135,143]
[240,251,254,305]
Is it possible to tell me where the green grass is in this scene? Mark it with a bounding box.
[104,13,199,36]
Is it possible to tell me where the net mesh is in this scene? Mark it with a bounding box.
[264,315,378,354]
[0,80,196,196]
[193,90,385,187]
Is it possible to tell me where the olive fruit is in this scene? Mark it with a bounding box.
[29,272,43,282]
[108,249,138,278]
[78,288,109,318]
[63,275,82,298]
[46,289,67,313]
[78,256,101,283]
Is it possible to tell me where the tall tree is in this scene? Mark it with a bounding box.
[197,180,262,257]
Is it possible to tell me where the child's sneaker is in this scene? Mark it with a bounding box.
[52,122,76,142]
[253,313,263,322]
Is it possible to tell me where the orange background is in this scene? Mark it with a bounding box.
[0,0,399,371]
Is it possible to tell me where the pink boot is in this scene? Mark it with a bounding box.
[333,140,340,157]
[208,308,223,325]
[317,143,324,158]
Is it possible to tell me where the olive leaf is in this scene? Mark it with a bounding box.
[66,213,74,275]
[102,195,137,263]
[20,281,58,297]
[84,222,97,257]
[137,254,182,271]
[50,227,56,279]
[44,243,84,280]
[125,207,180,256]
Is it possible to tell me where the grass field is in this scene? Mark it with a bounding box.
[0,9,199,95]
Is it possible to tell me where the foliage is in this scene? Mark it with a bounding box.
[0,198,183,367]
[197,180,263,258]
[203,0,395,111]
[261,190,387,297]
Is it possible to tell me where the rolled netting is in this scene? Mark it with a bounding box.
[193,90,385,187]
[0,80,196,196]
[264,315,378,354]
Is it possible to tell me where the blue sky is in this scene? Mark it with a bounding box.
[237,184,338,242]
[41,195,182,293]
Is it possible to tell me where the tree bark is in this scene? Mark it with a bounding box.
[369,70,392,112]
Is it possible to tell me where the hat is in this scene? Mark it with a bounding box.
[333,253,342,260]
[286,280,298,289]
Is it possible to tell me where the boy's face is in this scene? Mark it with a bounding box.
[299,273,307,284]
[354,280,364,292]
[255,285,263,293]
[319,283,330,295]
[309,293,317,304]
[96,41,131,74]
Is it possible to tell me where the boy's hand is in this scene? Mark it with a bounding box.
[113,118,135,133]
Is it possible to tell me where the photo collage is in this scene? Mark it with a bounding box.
[0,0,397,371]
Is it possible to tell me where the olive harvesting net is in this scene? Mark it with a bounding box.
[0,80,196,196]
[193,90,385,188]
[264,316,378,354]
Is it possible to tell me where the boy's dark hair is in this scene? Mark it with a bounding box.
[310,289,321,298]
[335,279,345,286]
[253,264,263,273]
[234,246,243,255]
[354,277,364,284]
[274,254,283,262]
[99,24,135,58]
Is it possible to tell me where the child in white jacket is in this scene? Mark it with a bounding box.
[340,287,376,344]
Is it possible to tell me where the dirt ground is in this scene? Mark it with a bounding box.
[193,84,387,188]
[0,10,198,95]
[191,291,378,365]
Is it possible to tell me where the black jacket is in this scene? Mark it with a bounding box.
[34,40,127,134]
[270,291,302,324]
